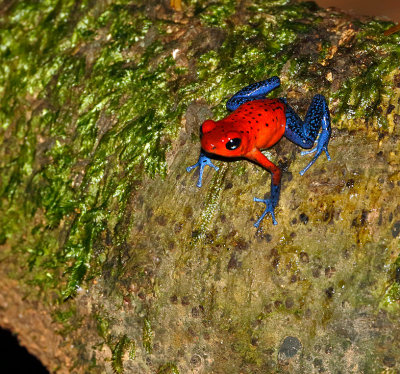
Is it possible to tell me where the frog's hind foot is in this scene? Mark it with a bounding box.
[299,119,331,175]
[284,94,332,176]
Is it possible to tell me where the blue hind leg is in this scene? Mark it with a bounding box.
[284,94,331,175]
[226,76,280,111]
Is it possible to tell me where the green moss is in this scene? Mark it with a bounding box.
[333,20,400,129]
[191,163,228,244]
[0,1,183,298]
[52,305,79,336]
[94,314,110,340]
[386,283,400,303]
[157,362,180,374]
[1,5,400,370]
[128,340,136,360]
[111,334,134,374]
[379,256,400,311]
[142,317,153,354]
[53,307,76,324]
[195,0,237,27]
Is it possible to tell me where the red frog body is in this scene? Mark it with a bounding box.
[187,77,332,227]
[201,99,286,156]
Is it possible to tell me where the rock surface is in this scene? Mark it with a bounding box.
[0,0,399,372]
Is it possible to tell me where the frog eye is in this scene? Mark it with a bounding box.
[226,138,241,150]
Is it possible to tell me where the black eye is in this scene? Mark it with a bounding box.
[226,138,241,150]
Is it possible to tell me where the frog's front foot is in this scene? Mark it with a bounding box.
[253,182,280,227]
[253,197,278,227]
[299,119,331,176]
[187,152,219,187]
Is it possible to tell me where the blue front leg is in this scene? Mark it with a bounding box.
[187,151,219,187]
[226,76,280,111]
[284,94,331,175]
[254,183,280,227]
[246,149,282,227]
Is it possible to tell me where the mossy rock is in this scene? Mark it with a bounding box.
[0,0,400,372]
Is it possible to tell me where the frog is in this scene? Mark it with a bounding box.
[187,76,331,227]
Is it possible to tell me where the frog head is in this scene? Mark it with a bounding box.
[200,119,249,158]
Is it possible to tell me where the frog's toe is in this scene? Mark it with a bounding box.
[204,159,219,171]
[324,147,331,161]
[300,147,317,156]
[299,144,331,176]
[186,164,198,172]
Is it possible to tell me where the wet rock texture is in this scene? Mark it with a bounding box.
[0,0,399,373]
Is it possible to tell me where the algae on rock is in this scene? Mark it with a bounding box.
[0,0,399,372]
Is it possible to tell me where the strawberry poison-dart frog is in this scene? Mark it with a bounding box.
[187,76,331,227]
